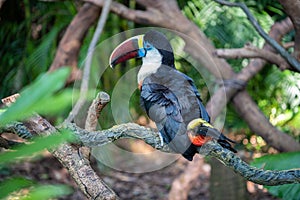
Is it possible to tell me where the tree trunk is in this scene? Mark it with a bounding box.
[210,158,248,200]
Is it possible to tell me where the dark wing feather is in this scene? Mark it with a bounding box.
[177,71,210,123]
[141,81,191,154]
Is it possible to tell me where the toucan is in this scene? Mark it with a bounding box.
[109,30,236,161]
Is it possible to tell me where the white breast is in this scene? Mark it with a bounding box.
[137,48,162,83]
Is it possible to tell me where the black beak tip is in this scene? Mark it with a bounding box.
[109,62,116,69]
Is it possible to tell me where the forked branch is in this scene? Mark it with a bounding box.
[214,0,300,72]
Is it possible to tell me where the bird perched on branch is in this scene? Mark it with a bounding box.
[109,30,236,161]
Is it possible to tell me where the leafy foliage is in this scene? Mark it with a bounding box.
[20,184,73,200]
[248,66,300,141]
[0,0,76,97]
[183,0,274,72]
[0,177,34,199]
[0,67,71,125]
[0,66,74,199]
[0,130,75,165]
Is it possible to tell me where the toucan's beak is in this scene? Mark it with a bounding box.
[109,35,145,68]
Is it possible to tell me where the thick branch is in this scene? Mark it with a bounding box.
[278,0,300,60]
[85,92,110,131]
[46,3,118,199]
[201,141,300,185]
[215,45,291,70]
[65,122,300,186]
[232,90,300,152]
[49,3,101,83]
[214,0,300,72]
[3,119,300,185]
[1,93,118,199]
[24,115,119,200]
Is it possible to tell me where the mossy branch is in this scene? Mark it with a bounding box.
[64,122,300,186]
[200,141,300,185]
[1,111,299,186]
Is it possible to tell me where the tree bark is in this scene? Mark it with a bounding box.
[49,3,101,83]
[278,0,300,60]
[46,3,119,199]
[27,115,119,200]
[209,158,248,200]
[53,122,300,186]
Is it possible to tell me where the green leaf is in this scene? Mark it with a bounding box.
[251,152,300,200]
[288,112,300,129]
[20,184,73,200]
[0,130,75,165]
[0,67,70,125]
[31,89,79,116]
[0,177,34,199]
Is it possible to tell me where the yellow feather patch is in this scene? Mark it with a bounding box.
[187,118,213,130]
[138,35,144,49]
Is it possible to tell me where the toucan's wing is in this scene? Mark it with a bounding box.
[140,81,191,154]
[177,71,210,123]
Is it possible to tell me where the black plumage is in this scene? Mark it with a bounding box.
[140,65,210,161]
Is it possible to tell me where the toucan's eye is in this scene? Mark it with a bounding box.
[145,43,152,50]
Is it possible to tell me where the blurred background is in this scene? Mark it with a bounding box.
[0,0,299,199]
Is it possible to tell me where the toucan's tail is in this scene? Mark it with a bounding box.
[217,133,237,153]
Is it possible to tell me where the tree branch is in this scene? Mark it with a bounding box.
[49,3,101,83]
[46,2,119,199]
[214,0,300,72]
[278,0,300,60]
[62,122,300,186]
[66,0,111,123]
[206,17,300,152]
[85,91,110,131]
[201,141,300,185]
[215,44,291,70]
[1,93,119,200]
[28,115,119,200]
[5,119,298,186]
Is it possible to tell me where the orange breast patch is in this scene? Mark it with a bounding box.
[188,134,212,146]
